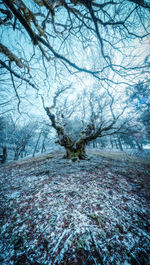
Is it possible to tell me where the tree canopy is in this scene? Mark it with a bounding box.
[0,0,149,92]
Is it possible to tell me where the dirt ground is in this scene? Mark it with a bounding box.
[0,150,150,264]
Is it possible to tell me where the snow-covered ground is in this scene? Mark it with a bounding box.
[0,152,150,264]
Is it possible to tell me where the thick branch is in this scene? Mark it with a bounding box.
[127,0,150,8]
[3,0,38,44]
[0,43,23,68]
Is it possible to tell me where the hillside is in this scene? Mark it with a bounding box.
[0,151,150,265]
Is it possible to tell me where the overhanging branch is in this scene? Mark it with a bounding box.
[0,60,39,90]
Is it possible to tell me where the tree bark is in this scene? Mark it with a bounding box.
[118,137,123,151]
[0,146,7,163]
[135,140,143,151]
[33,130,42,157]
[14,148,19,160]
[64,141,86,161]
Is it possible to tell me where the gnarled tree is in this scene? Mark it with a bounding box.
[43,85,126,160]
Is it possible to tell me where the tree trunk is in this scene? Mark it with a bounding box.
[41,136,46,153]
[76,141,86,159]
[118,137,123,151]
[64,141,86,161]
[14,149,19,160]
[135,140,143,151]
[110,138,114,149]
[93,140,97,148]
[0,146,7,163]
[33,130,42,157]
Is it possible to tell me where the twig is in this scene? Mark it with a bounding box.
[92,256,99,265]
[9,61,21,113]
[89,229,104,265]
[54,232,73,264]
[130,253,141,265]
[52,229,68,255]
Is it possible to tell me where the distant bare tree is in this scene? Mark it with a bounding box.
[12,124,35,160]
[32,124,51,157]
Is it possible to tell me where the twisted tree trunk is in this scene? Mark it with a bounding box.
[45,107,88,160]
[65,142,86,160]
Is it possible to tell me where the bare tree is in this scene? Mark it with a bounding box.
[43,85,126,160]
[12,124,35,160]
[32,124,51,156]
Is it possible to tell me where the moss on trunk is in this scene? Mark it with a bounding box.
[64,141,87,161]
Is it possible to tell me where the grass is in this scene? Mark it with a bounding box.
[92,150,150,166]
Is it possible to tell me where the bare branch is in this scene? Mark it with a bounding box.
[9,61,21,113]
[0,43,24,68]
[0,60,39,90]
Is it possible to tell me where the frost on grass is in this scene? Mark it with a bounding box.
[0,152,150,264]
